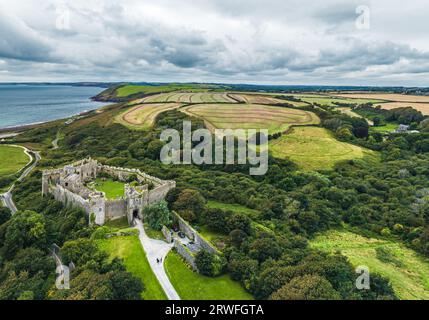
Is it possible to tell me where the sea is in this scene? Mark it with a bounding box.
[0,84,108,129]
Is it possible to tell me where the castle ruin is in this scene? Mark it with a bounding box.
[42,158,175,225]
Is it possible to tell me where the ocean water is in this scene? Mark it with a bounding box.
[0,85,107,129]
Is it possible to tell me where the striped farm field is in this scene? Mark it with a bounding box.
[270,127,377,170]
[115,103,182,130]
[229,93,307,106]
[142,92,236,103]
[181,104,320,134]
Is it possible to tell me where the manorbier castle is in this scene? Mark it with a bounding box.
[42,158,175,225]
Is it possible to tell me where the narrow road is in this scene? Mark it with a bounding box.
[0,147,41,214]
[52,130,60,150]
[134,219,180,300]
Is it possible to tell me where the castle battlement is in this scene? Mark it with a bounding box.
[42,158,175,226]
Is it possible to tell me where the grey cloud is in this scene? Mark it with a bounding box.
[0,12,54,62]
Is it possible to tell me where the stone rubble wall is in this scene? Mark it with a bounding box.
[174,239,198,271]
[172,211,218,255]
[162,226,173,243]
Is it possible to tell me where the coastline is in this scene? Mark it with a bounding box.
[0,84,111,133]
[0,108,103,133]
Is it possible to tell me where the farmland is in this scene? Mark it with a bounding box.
[331,93,429,115]
[281,93,384,106]
[115,103,182,130]
[332,93,429,103]
[0,145,31,179]
[142,92,236,103]
[181,104,320,134]
[335,107,374,125]
[115,84,219,97]
[372,102,429,116]
[269,127,376,170]
[310,230,429,300]
[229,93,307,106]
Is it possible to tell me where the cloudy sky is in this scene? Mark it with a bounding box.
[1,0,428,85]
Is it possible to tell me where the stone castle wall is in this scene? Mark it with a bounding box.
[172,211,218,255]
[174,239,198,271]
[105,199,126,220]
[51,185,90,214]
[148,182,176,205]
[42,158,175,226]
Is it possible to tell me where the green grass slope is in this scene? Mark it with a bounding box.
[97,235,167,300]
[270,127,377,171]
[310,230,429,300]
[164,251,253,300]
[0,145,30,178]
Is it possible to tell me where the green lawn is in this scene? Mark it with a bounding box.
[206,200,260,219]
[310,230,429,300]
[116,84,216,97]
[164,251,253,300]
[270,127,377,171]
[104,216,129,229]
[0,145,30,178]
[143,223,164,240]
[370,123,398,133]
[97,235,167,300]
[92,178,125,199]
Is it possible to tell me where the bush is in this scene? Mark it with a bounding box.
[195,250,226,277]
[143,201,171,231]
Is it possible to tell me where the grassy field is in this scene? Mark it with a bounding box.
[142,92,236,103]
[310,230,429,300]
[104,216,129,229]
[92,178,125,199]
[332,93,429,103]
[373,102,429,116]
[370,123,398,133]
[164,251,253,300]
[270,127,376,170]
[206,200,260,219]
[115,103,182,130]
[0,145,30,178]
[229,93,307,106]
[181,104,320,134]
[335,107,374,125]
[276,93,383,106]
[115,84,215,97]
[97,235,167,300]
[331,93,429,115]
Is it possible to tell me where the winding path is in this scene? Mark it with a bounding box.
[1,147,41,213]
[134,219,180,300]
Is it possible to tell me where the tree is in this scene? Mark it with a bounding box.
[249,236,283,262]
[173,189,206,221]
[195,250,226,277]
[61,238,107,271]
[269,275,341,300]
[0,207,11,225]
[203,208,228,232]
[226,213,252,235]
[3,210,47,258]
[110,271,144,300]
[143,200,171,231]
[144,140,165,160]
